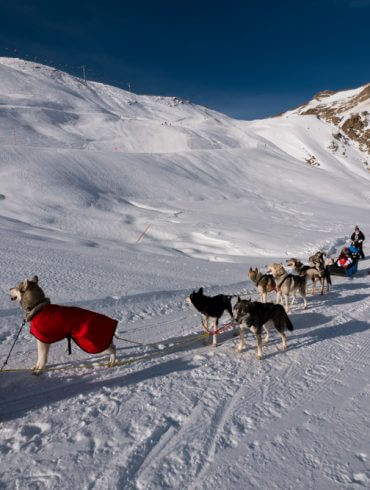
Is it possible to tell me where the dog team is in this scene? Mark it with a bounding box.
[7,234,363,373]
[186,251,334,360]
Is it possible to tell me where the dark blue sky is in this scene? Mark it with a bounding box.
[1,0,369,119]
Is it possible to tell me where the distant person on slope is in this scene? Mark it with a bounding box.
[351,226,365,259]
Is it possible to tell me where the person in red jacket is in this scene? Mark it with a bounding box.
[337,248,353,269]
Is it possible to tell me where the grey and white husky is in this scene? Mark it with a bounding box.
[233,297,294,359]
[10,276,117,374]
[307,252,332,292]
[286,258,326,295]
[248,267,276,303]
[267,263,308,312]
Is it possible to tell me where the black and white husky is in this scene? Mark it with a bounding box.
[233,297,294,359]
[185,288,234,346]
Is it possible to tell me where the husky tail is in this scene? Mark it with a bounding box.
[284,312,294,331]
[300,275,307,296]
[325,267,332,286]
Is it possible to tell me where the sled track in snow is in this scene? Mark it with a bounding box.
[128,283,370,488]
[1,276,369,489]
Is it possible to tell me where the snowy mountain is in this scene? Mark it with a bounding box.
[0,58,369,489]
[0,57,369,261]
[295,84,370,156]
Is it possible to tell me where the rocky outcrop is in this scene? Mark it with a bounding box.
[299,83,370,154]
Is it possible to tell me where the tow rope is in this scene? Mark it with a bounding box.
[203,321,236,336]
[0,315,239,375]
[0,331,209,374]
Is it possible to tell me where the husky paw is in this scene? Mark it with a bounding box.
[107,357,116,368]
[32,367,44,375]
[256,354,262,360]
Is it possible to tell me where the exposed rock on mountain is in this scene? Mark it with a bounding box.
[297,84,370,154]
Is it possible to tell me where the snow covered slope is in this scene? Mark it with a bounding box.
[0,58,369,489]
[0,57,369,261]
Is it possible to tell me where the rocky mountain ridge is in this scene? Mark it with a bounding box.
[295,83,370,156]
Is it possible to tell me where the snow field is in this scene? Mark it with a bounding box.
[0,241,369,489]
[0,57,369,488]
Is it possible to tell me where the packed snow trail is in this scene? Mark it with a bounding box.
[0,259,369,489]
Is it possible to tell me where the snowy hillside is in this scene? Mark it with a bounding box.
[0,58,369,489]
[0,57,369,261]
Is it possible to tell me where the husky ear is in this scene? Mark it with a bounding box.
[248,267,252,272]
[20,279,29,292]
[237,296,241,302]
[30,275,39,284]
[198,287,203,294]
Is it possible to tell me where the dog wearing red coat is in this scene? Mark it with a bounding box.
[10,276,117,374]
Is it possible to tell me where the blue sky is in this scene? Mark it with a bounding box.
[1,0,369,119]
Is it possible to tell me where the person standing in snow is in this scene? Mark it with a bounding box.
[351,226,365,259]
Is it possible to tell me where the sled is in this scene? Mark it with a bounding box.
[328,244,360,278]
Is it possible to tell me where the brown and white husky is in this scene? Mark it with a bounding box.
[248,267,276,303]
[267,263,308,312]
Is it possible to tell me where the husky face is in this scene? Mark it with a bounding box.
[286,258,302,268]
[267,263,286,277]
[186,287,204,306]
[9,276,45,311]
[248,268,258,282]
[233,297,253,325]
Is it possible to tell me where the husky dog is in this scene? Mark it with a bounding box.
[308,252,332,292]
[267,263,307,312]
[10,276,117,374]
[286,258,327,295]
[185,288,234,346]
[233,297,294,359]
[248,267,276,303]
[309,251,326,266]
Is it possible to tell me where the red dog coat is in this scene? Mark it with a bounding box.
[30,304,117,353]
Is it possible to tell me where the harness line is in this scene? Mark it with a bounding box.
[0,319,26,372]
[275,273,291,290]
[0,330,210,374]
[203,321,235,336]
